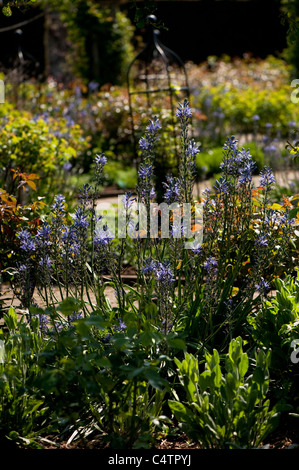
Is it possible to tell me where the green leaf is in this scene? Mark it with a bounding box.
[199,370,213,392]
[166,335,186,351]
[143,368,169,391]
[239,353,249,378]
[4,307,18,330]
[58,297,81,315]
[168,400,191,423]
[252,366,265,385]
[212,364,222,388]
[228,336,243,364]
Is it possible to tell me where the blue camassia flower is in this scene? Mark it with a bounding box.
[163,175,181,203]
[237,161,256,186]
[255,235,268,247]
[146,117,162,135]
[17,228,36,252]
[38,255,52,269]
[36,223,52,247]
[154,261,175,288]
[73,206,89,231]
[95,153,107,167]
[204,256,218,274]
[259,167,275,188]
[213,177,229,195]
[138,164,153,179]
[176,100,192,121]
[52,194,65,211]
[255,278,270,294]
[141,257,157,276]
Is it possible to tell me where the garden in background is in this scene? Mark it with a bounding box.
[0,0,299,451]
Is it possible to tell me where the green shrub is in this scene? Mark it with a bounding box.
[169,337,281,448]
[248,273,299,389]
[0,307,49,448]
[0,111,89,200]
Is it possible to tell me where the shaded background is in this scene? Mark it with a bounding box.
[0,0,288,82]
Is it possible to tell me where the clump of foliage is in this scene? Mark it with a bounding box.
[169,337,281,449]
[0,109,89,200]
[47,0,135,85]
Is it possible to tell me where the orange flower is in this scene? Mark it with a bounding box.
[282,196,292,208]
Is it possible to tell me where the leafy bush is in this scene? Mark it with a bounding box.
[0,110,89,201]
[0,307,49,448]
[248,273,299,400]
[169,337,281,448]
[32,299,172,449]
[0,178,46,289]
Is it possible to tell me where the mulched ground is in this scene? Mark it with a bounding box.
[33,417,299,450]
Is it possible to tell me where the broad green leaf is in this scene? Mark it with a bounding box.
[239,353,249,378]
[168,400,191,423]
[166,336,186,351]
[58,297,82,315]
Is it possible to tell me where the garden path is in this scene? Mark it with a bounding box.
[96,169,298,209]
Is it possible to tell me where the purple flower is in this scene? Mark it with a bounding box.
[264,144,277,153]
[265,123,273,129]
[79,184,92,203]
[255,278,270,294]
[259,167,275,188]
[253,114,260,121]
[19,264,28,274]
[73,206,89,231]
[238,161,256,186]
[38,255,52,269]
[138,164,153,179]
[88,81,99,93]
[154,261,175,288]
[94,153,107,169]
[204,256,218,274]
[63,162,72,172]
[223,136,238,154]
[139,136,150,151]
[142,258,157,276]
[121,192,135,211]
[146,117,161,135]
[36,223,51,247]
[17,229,36,253]
[213,177,229,195]
[94,227,113,250]
[71,242,81,257]
[255,235,268,247]
[163,175,181,203]
[52,194,66,214]
[115,319,127,332]
[186,140,200,158]
[38,314,48,335]
[69,312,83,323]
[176,100,192,121]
